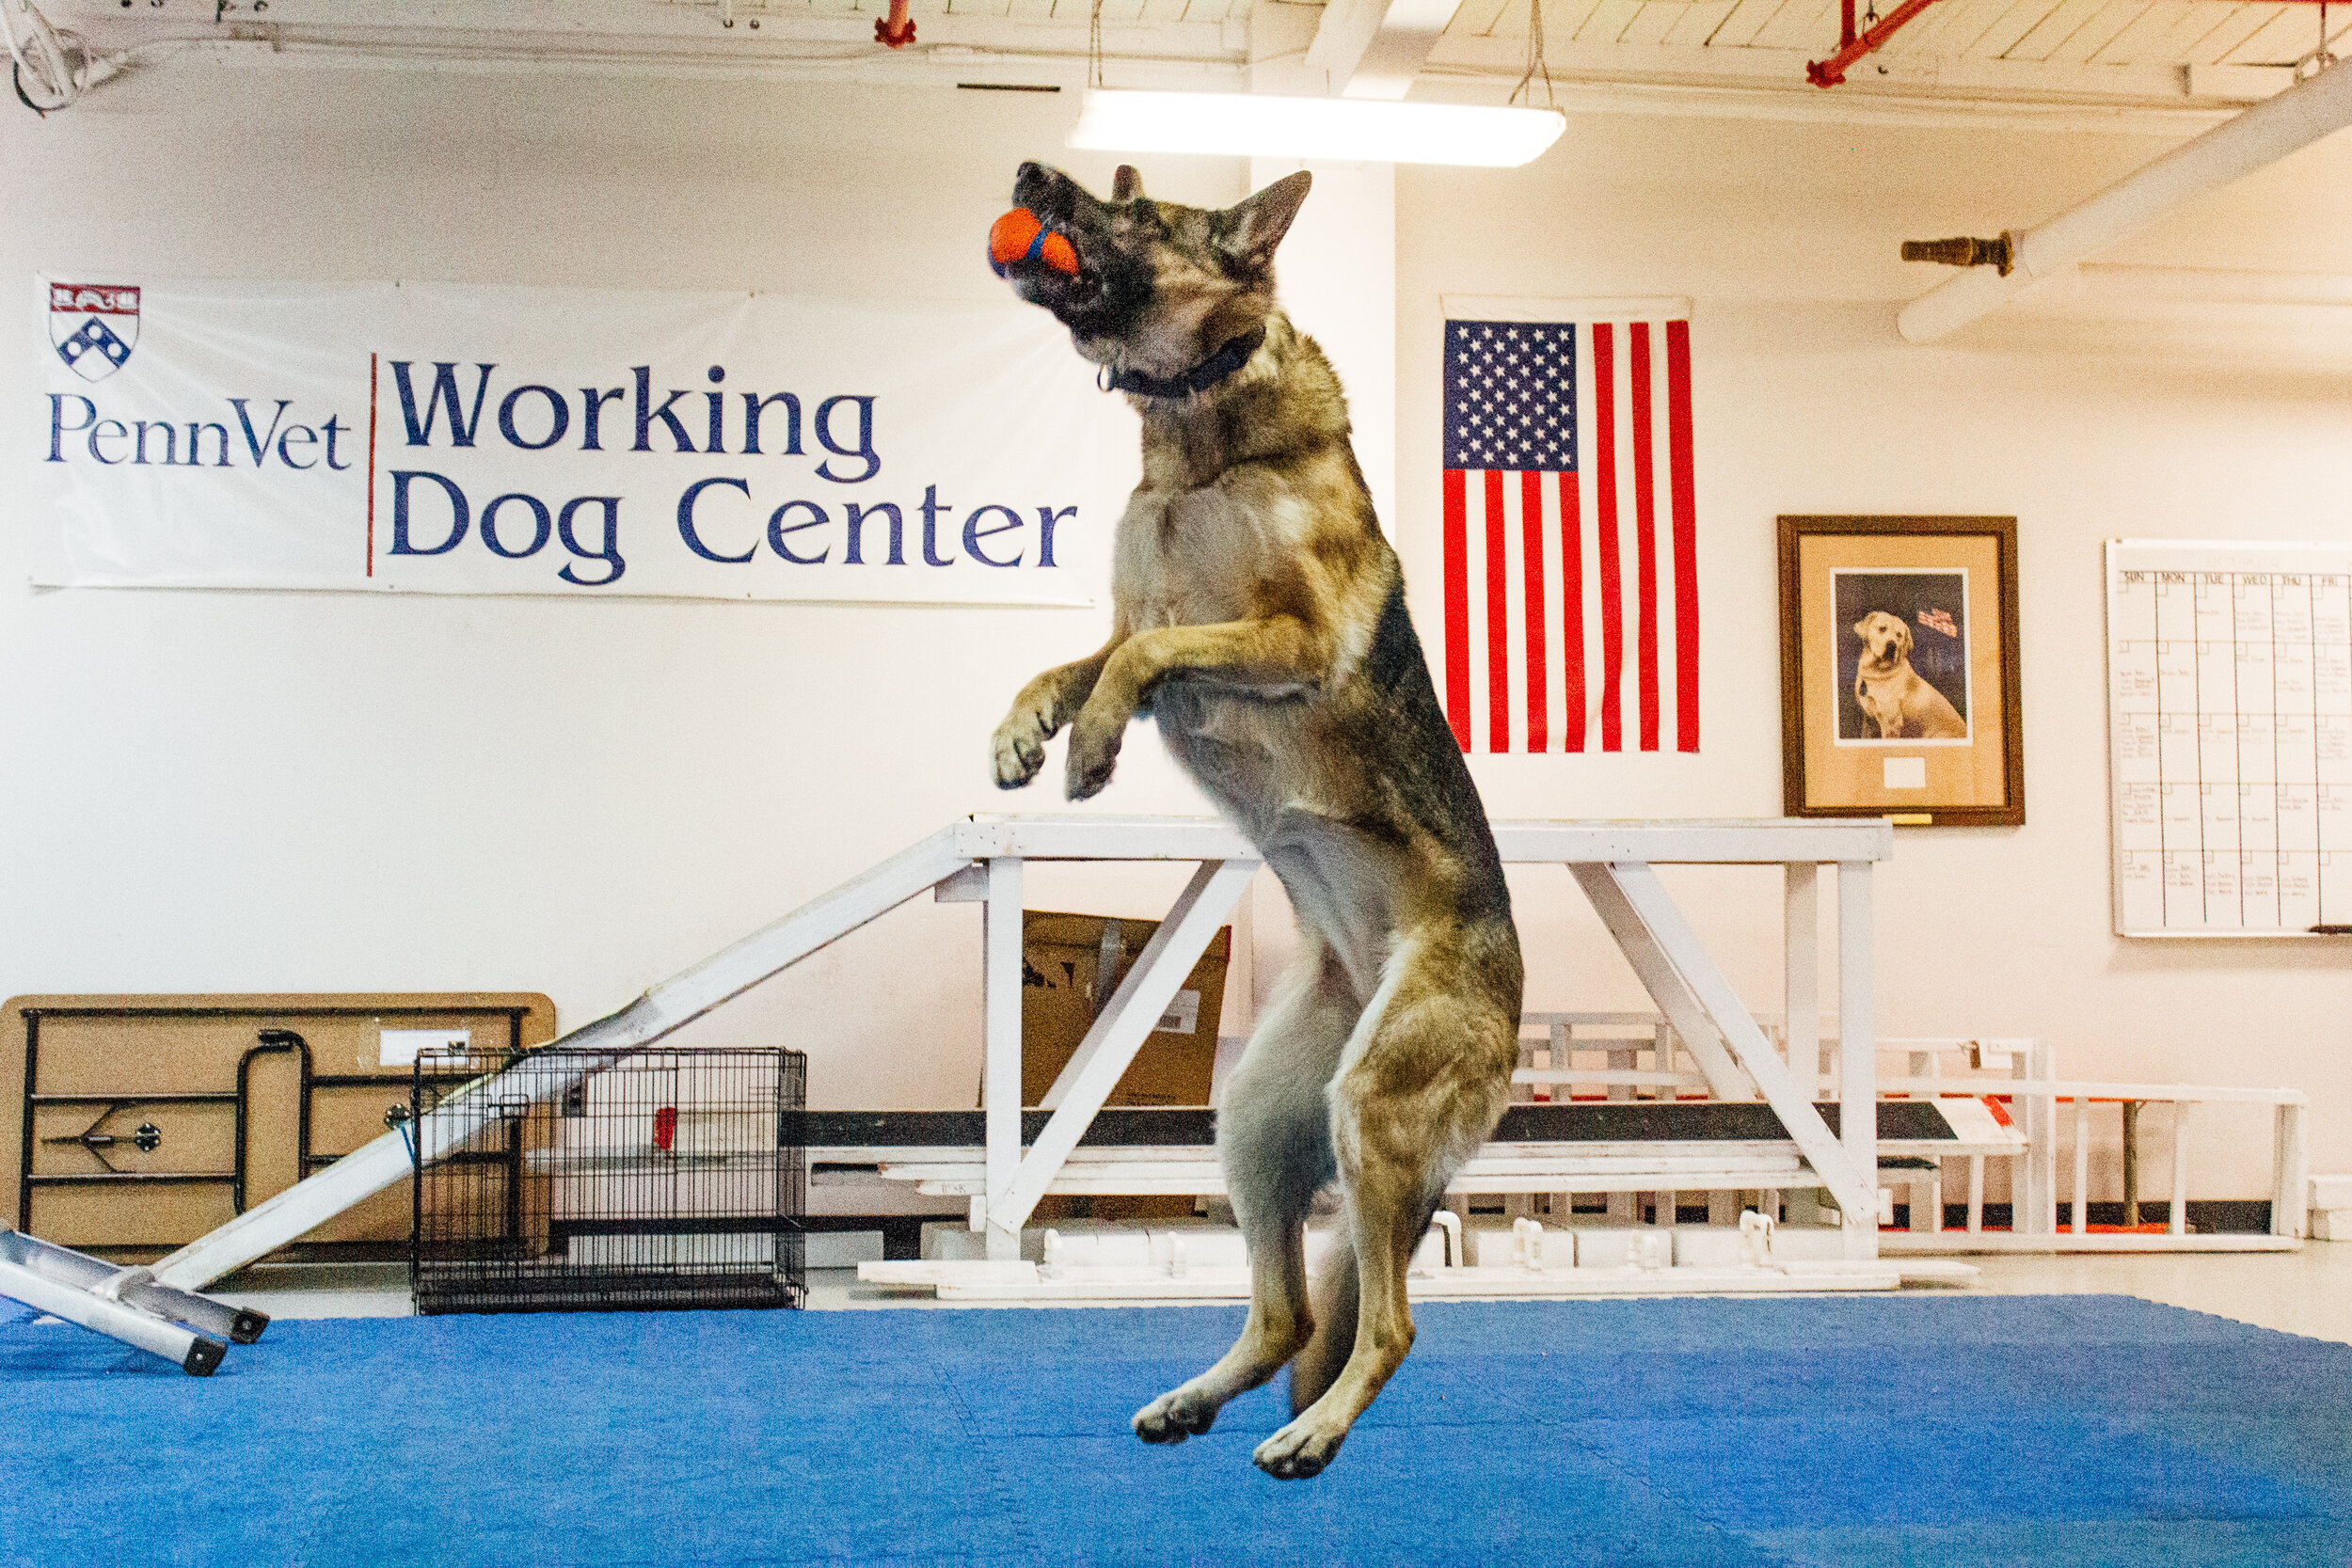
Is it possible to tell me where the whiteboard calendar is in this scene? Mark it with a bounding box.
[2106,539,2352,936]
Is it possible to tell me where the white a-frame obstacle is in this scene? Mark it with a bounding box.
[121,814,1891,1300]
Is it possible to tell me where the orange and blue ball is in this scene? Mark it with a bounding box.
[989,208,1078,278]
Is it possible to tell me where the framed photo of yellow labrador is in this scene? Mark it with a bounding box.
[1778,515,2024,827]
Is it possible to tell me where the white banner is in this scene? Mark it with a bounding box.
[31,277,1129,604]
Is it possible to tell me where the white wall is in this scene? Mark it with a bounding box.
[0,67,1251,1114]
[5,62,2348,1199]
[1397,111,2352,1197]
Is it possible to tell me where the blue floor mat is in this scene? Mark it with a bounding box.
[3,1294,2348,1567]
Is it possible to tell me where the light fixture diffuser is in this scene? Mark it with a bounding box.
[1067,88,1566,168]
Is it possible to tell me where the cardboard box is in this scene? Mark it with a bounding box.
[1021,911,1230,1107]
[1022,911,1230,1222]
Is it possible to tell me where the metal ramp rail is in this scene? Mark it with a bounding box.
[0,1227,267,1373]
[118,814,1895,1300]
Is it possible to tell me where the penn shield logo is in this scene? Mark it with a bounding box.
[50,283,139,382]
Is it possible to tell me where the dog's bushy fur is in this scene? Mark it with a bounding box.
[990,163,1524,1480]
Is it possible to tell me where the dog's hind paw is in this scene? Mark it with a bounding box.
[1252,1415,1346,1480]
[1132,1388,1219,1445]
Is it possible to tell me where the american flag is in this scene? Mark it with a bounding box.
[1916,608,1958,638]
[1439,308,1698,753]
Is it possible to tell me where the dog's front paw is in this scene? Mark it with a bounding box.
[1063,714,1123,800]
[991,705,1052,790]
[1252,1412,1348,1480]
[1132,1386,1220,1445]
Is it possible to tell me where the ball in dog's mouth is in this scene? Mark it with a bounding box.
[989,208,1080,279]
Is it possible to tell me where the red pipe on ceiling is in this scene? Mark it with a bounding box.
[1812,0,2340,89]
[1808,0,1941,87]
[875,0,916,48]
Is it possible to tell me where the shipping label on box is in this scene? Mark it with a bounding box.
[1155,990,1200,1036]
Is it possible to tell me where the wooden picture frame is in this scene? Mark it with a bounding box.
[1778,515,2025,827]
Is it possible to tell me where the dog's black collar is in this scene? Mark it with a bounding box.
[1099,326,1267,400]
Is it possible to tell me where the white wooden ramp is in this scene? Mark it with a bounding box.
[150,814,1895,1291]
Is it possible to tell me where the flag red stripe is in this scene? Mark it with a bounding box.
[1592,323,1623,753]
[1442,467,1470,750]
[1484,468,1510,752]
[1558,470,1583,753]
[1520,469,1548,752]
[1666,318,1699,753]
[1630,322,1660,752]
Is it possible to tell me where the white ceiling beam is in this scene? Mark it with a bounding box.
[1304,0,1469,100]
[1899,55,2352,341]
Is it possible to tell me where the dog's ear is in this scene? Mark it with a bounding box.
[1111,165,1144,202]
[1221,170,1312,264]
[1894,620,1914,656]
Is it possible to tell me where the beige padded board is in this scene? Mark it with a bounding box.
[6,993,555,1260]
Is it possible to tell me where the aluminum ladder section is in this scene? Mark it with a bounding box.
[0,1227,268,1373]
[148,814,1891,1291]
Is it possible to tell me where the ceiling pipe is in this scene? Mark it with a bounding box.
[1807,0,1941,89]
[1899,55,2352,342]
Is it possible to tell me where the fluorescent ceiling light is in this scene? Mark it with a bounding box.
[1067,88,1565,168]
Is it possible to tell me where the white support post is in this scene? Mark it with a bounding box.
[2169,1101,2191,1237]
[1580,863,1877,1227]
[1002,859,1257,1228]
[2072,1096,2091,1236]
[1610,1045,1636,1101]
[981,855,1025,1261]
[1966,1155,1986,1234]
[1836,861,1877,1259]
[1567,863,1756,1101]
[2273,1102,2309,1238]
[1783,863,1819,1087]
[2272,1102,2308,1238]
[1606,1034,1638,1221]
[1549,1019,1572,1219]
[2022,1039,2057,1235]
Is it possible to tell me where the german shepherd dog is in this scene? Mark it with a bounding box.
[989,163,1524,1479]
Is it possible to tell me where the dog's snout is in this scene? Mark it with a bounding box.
[1012,162,1073,221]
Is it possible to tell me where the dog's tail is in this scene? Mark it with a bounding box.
[1289,1243,1359,1415]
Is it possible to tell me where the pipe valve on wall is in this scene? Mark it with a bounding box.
[1901,235,2013,276]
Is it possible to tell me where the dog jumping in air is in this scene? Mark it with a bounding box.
[987,162,1525,1480]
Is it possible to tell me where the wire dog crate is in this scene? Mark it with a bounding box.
[410,1046,804,1314]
